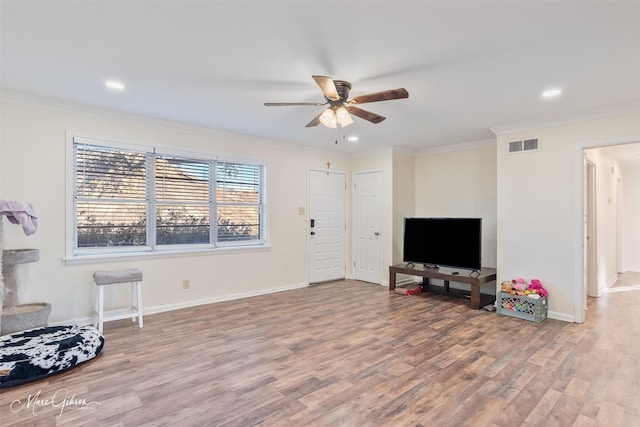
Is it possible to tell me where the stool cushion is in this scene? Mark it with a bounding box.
[93,268,143,285]
[0,324,105,388]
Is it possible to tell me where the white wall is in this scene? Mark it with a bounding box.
[414,143,497,268]
[11,98,636,326]
[392,151,415,265]
[623,165,640,272]
[0,100,350,323]
[496,112,640,322]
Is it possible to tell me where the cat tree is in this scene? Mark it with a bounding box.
[0,204,50,335]
[0,201,105,389]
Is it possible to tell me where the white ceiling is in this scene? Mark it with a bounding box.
[1,1,640,156]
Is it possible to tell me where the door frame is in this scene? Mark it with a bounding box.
[585,158,598,298]
[351,169,383,284]
[616,175,623,273]
[574,134,640,323]
[307,168,348,285]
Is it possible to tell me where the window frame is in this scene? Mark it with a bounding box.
[65,132,269,263]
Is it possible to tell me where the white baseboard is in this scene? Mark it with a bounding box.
[52,282,309,327]
[51,280,581,327]
[547,310,575,323]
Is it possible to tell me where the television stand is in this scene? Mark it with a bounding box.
[388,264,497,309]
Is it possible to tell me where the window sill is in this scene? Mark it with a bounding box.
[62,243,272,265]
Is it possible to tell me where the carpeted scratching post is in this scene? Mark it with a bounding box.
[0,203,49,336]
[1,248,50,335]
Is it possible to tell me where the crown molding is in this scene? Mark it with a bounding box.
[0,90,350,160]
[391,146,418,157]
[415,138,496,157]
[349,139,496,160]
[349,146,395,160]
[490,100,640,136]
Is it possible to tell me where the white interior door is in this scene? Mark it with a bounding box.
[586,160,598,298]
[353,171,382,284]
[308,170,346,284]
[616,176,623,273]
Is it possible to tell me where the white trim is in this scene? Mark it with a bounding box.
[349,146,395,160]
[616,175,624,274]
[66,131,270,260]
[491,101,640,136]
[415,138,496,156]
[63,243,271,265]
[574,133,640,323]
[68,131,269,166]
[65,131,75,259]
[391,146,418,157]
[548,311,575,323]
[51,281,308,326]
[2,89,349,160]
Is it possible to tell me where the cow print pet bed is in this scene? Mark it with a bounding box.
[0,324,104,388]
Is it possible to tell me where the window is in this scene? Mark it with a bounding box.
[216,162,263,242]
[72,137,266,255]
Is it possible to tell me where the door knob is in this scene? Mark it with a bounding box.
[374,232,380,236]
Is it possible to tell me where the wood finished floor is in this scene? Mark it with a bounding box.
[2,274,640,426]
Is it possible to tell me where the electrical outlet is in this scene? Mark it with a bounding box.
[183,279,190,289]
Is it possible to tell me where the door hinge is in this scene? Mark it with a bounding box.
[353,261,356,267]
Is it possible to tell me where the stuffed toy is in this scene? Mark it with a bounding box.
[527,279,548,297]
[513,280,527,295]
[502,278,549,298]
[501,280,515,294]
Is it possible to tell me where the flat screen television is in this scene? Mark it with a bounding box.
[403,217,482,271]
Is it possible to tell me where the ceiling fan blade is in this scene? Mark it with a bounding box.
[305,112,323,127]
[346,106,386,124]
[312,75,340,101]
[349,88,409,104]
[264,102,326,106]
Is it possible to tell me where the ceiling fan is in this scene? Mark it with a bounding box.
[264,75,409,128]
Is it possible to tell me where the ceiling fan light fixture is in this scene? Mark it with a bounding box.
[319,108,337,128]
[335,106,353,127]
[264,75,409,128]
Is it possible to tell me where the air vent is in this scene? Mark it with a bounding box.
[509,140,523,153]
[508,138,539,154]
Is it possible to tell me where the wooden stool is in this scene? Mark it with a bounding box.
[93,268,143,333]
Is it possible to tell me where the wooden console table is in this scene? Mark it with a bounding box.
[389,264,497,309]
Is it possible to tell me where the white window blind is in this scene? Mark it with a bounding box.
[72,138,266,254]
[155,156,211,245]
[216,162,264,242]
[74,143,148,247]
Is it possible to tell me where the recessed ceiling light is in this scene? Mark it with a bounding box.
[542,88,562,98]
[105,80,125,90]
[347,136,359,142]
